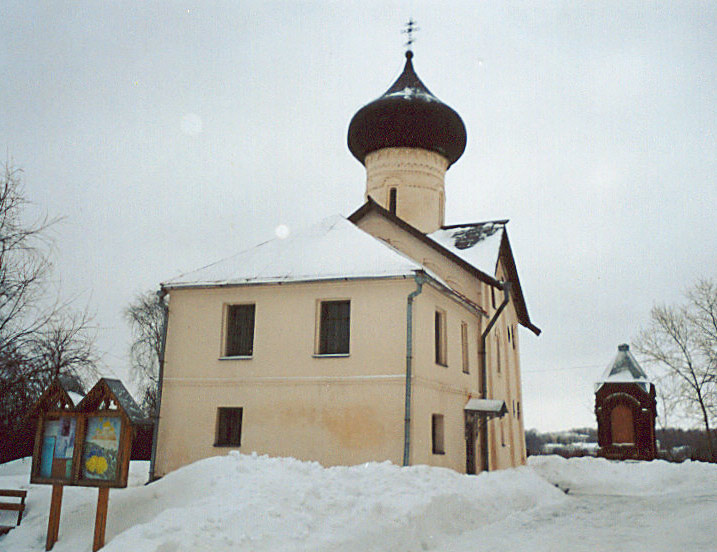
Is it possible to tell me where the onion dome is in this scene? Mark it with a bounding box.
[348,51,467,167]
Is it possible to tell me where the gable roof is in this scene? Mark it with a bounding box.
[76,378,147,425]
[349,199,540,335]
[163,215,426,289]
[27,378,84,418]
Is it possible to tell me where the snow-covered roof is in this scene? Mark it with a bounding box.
[464,398,508,418]
[164,215,426,288]
[67,391,85,406]
[428,222,506,277]
[595,344,651,392]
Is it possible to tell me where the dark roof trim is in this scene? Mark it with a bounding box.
[498,232,541,336]
[348,198,502,288]
[442,220,509,229]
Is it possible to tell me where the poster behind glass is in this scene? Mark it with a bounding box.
[81,416,122,482]
[38,416,77,480]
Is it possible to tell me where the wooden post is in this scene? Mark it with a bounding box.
[45,484,63,551]
[92,487,110,552]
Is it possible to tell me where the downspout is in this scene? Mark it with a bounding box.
[403,273,426,466]
[148,286,169,482]
[478,281,511,473]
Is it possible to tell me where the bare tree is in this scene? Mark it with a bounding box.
[125,290,167,416]
[634,279,717,460]
[0,164,99,458]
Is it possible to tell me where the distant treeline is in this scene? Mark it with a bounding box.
[526,427,717,463]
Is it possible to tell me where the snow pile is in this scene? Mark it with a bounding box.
[1,453,564,552]
[529,455,717,496]
[4,454,715,552]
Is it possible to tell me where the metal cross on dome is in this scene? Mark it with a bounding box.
[402,18,419,50]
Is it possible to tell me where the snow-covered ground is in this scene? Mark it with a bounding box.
[0,453,715,552]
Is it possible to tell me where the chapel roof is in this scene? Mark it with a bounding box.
[347,51,467,167]
[595,344,651,392]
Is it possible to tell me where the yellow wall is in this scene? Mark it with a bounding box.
[354,210,483,305]
[156,278,411,475]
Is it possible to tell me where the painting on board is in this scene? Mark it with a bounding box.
[38,416,77,480]
[81,416,122,481]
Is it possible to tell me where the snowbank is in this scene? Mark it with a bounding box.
[1,453,564,552]
[529,454,717,496]
[4,453,714,552]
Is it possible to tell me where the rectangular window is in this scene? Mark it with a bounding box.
[318,300,350,355]
[389,187,397,214]
[435,310,447,366]
[517,401,521,420]
[225,304,255,357]
[215,407,243,446]
[432,414,445,454]
[461,322,469,374]
[495,332,501,373]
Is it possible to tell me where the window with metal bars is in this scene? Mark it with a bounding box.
[318,300,350,355]
[225,304,255,357]
[215,407,242,446]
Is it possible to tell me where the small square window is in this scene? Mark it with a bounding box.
[435,310,447,366]
[225,304,255,357]
[432,414,445,455]
[215,407,242,447]
[318,300,350,355]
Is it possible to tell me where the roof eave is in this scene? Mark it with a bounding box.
[499,232,541,336]
[161,273,418,292]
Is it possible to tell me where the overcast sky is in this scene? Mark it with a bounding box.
[2,2,715,431]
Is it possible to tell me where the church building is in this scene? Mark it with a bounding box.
[152,49,540,478]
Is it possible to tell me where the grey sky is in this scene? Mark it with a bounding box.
[2,2,715,431]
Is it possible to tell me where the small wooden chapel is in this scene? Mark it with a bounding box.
[595,344,657,460]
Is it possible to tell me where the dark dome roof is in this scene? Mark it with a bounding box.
[348,51,467,167]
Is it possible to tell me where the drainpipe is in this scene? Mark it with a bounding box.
[403,273,426,466]
[478,281,511,473]
[148,286,169,482]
